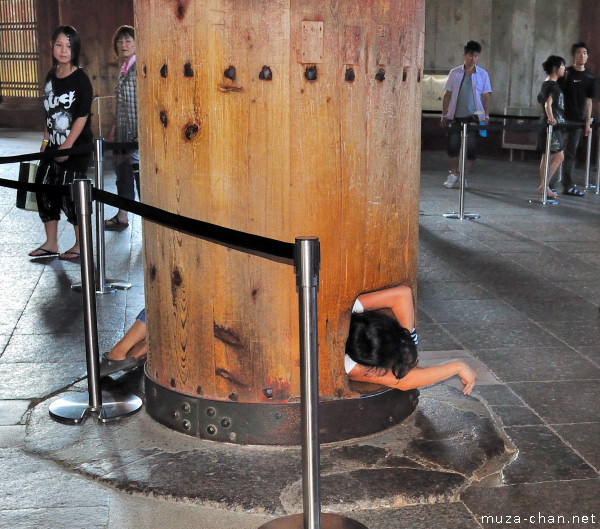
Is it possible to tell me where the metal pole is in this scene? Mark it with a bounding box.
[49,180,143,424]
[73,138,131,293]
[457,122,467,218]
[539,124,558,205]
[585,119,595,190]
[50,179,103,423]
[596,125,600,195]
[94,138,112,293]
[444,122,480,220]
[76,179,102,410]
[297,237,321,529]
[257,238,366,529]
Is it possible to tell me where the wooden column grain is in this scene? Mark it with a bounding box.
[135,0,424,403]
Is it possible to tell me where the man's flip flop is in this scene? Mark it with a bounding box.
[104,216,129,231]
[99,352,145,378]
[28,247,59,258]
[58,251,80,261]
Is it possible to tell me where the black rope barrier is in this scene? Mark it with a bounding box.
[0,144,94,164]
[421,110,598,136]
[0,144,295,263]
[93,188,295,262]
[0,113,595,261]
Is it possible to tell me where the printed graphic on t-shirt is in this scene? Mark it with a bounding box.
[43,80,77,146]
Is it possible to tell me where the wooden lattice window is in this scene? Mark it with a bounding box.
[0,0,39,99]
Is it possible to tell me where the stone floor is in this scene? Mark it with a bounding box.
[1,129,599,528]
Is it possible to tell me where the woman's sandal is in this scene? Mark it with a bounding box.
[563,187,585,196]
[28,247,59,258]
[104,215,129,231]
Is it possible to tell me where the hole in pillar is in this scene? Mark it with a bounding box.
[184,62,194,77]
[176,2,186,19]
[159,110,168,127]
[160,64,168,78]
[304,65,317,81]
[183,122,200,141]
[417,68,422,82]
[143,64,147,78]
[259,65,272,80]
[149,265,157,281]
[170,378,176,388]
[375,68,385,82]
[345,67,355,82]
[224,65,236,81]
[196,386,203,395]
[402,67,408,82]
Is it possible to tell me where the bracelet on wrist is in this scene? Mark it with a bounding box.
[41,139,49,145]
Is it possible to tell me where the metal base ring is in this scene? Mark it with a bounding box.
[49,390,143,424]
[258,513,368,529]
[443,212,481,220]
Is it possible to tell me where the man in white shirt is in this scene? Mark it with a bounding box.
[440,40,492,188]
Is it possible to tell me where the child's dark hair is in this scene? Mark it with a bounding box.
[345,311,418,379]
[542,55,565,74]
[51,26,81,67]
[464,40,482,54]
[112,25,135,56]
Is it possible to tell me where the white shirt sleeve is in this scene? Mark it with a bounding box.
[352,298,364,314]
[346,298,364,374]
[344,354,357,374]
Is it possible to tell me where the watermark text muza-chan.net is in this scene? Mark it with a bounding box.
[481,513,597,525]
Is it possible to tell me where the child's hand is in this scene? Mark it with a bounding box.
[458,363,477,395]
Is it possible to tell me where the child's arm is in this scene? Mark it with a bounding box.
[348,361,477,395]
[356,285,414,330]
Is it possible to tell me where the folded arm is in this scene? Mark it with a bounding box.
[356,285,414,330]
[348,360,477,395]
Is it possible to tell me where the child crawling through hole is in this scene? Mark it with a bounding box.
[98,285,477,392]
[345,286,476,394]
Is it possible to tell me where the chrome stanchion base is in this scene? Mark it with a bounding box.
[71,284,116,294]
[443,212,480,220]
[528,198,558,205]
[71,279,131,293]
[105,279,132,290]
[49,390,143,424]
[258,513,368,529]
[585,184,597,190]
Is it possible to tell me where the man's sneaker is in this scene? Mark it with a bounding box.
[443,173,458,188]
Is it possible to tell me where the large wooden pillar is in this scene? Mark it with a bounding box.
[136,0,424,444]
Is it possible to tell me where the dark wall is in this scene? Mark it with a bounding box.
[580,0,600,120]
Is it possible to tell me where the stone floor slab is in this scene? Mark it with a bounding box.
[501,426,597,484]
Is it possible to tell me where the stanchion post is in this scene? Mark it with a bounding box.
[94,138,113,293]
[585,119,595,190]
[78,178,102,411]
[444,122,480,220]
[258,237,367,529]
[297,237,321,529]
[49,179,142,424]
[540,124,558,205]
[596,125,600,195]
[73,138,132,293]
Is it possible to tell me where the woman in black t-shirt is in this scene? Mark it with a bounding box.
[28,25,93,260]
[536,55,566,200]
